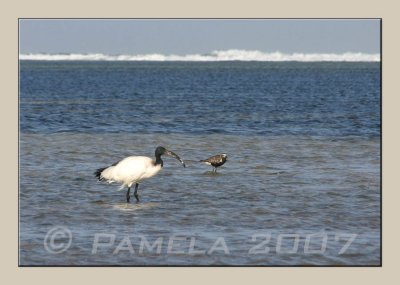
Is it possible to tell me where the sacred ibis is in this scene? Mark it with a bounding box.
[95,146,186,203]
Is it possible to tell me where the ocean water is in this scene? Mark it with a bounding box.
[19,61,381,265]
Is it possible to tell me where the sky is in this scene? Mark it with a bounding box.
[19,19,380,55]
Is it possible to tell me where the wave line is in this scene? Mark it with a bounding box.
[19,49,380,62]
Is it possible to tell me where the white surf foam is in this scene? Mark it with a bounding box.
[19,49,380,62]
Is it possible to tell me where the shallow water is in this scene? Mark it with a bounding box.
[19,61,380,265]
[19,133,380,265]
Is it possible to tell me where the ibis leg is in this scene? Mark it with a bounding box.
[134,183,140,202]
[126,187,131,203]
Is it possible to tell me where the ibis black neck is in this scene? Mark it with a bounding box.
[155,154,163,167]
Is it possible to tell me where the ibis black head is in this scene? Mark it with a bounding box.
[155,146,186,168]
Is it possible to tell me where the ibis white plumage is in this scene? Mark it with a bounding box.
[95,146,186,202]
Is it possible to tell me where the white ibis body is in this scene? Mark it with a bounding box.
[95,146,186,202]
[200,153,227,173]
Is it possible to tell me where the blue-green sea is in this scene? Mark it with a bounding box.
[19,61,380,265]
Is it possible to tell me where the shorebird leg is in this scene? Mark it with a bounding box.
[134,183,140,202]
[213,167,217,173]
[126,187,131,203]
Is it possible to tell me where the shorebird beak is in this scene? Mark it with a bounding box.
[165,149,186,168]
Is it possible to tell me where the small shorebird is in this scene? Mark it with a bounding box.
[95,146,186,203]
[200,153,228,173]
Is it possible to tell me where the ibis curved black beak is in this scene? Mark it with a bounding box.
[165,149,186,168]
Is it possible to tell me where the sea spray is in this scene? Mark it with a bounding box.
[19,49,380,62]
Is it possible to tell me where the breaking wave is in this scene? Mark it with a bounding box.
[19,49,380,62]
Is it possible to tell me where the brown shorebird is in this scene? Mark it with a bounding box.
[199,153,227,173]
